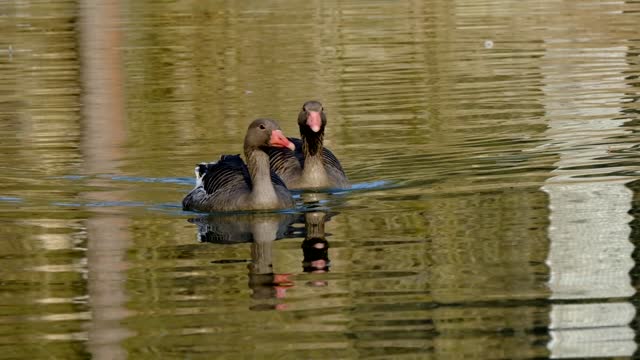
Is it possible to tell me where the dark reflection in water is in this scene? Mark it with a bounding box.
[190,212,296,311]
[188,209,333,311]
[190,213,296,245]
[301,212,331,275]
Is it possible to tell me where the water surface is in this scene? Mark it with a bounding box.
[1,0,640,358]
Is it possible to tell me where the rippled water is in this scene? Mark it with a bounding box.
[1,0,640,358]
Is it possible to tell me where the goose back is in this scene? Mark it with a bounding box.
[182,155,250,211]
[182,155,293,212]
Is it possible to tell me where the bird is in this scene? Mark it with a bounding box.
[267,101,349,190]
[182,118,296,212]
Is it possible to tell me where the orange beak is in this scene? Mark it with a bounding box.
[270,130,295,151]
[307,111,322,132]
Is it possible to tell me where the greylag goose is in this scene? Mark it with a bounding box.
[267,101,349,190]
[182,119,295,212]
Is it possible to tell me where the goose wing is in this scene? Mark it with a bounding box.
[201,154,251,195]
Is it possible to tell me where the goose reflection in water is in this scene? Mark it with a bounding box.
[189,213,295,245]
[187,209,332,310]
[301,211,330,287]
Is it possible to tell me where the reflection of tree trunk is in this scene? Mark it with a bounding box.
[80,1,132,359]
[84,217,132,360]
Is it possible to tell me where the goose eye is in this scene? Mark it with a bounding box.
[259,124,266,130]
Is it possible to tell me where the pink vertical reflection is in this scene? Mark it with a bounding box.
[80,0,133,359]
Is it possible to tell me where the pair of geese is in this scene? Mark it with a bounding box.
[182,101,348,212]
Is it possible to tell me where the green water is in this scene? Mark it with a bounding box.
[1,0,640,358]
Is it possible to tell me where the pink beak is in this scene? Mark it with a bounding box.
[307,111,322,133]
[270,130,295,151]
